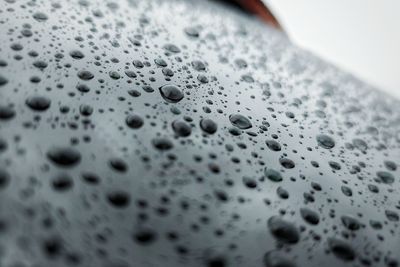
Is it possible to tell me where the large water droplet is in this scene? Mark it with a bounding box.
[267,216,300,244]
[26,96,51,111]
[266,140,281,151]
[77,70,94,80]
[47,147,81,167]
[126,114,144,129]
[316,134,335,149]
[300,208,320,225]
[159,85,184,103]
[341,215,361,230]
[152,138,173,150]
[376,171,394,184]
[264,168,283,182]
[263,251,296,267]
[328,238,356,261]
[229,114,252,129]
[172,120,191,137]
[200,118,217,134]
[0,75,8,86]
[107,191,131,208]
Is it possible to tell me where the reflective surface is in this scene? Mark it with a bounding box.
[0,0,399,266]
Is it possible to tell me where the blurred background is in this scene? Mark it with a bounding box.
[263,0,400,99]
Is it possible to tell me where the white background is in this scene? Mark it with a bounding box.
[265,0,400,99]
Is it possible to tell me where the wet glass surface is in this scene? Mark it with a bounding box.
[0,0,399,266]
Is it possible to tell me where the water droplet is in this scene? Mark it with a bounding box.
[126,114,144,129]
[376,171,394,184]
[300,208,319,225]
[328,238,355,261]
[384,160,397,171]
[385,210,399,221]
[341,185,353,197]
[172,120,191,137]
[0,106,16,120]
[79,104,93,116]
[159,85,184,103]
[69,50,85,59]
[267,216,299,244]
[0,75,8,86]
[263,251,296,267]
[77,70,94,80]
[184,27,200,37]
[264,168,283,182]
[154,58,167,67]
[266,140,281,151]
[47,147,81,167]
[33,60,48,69]
[316,134,335,149]
[229,114,252,129]
[52,174,73,192]
[109,158,128,173]
[191,60,206,71]
[76,84,90,93]
[33,12,48,21]
[107,190,130,208]
[0,169,10,189]
[152,138,173,150]
[200,118,217,134]
[341,215,361,230]
[26,96,51,111]
[133,229,157,245]
[81,172,100,185]
[242,176,257,189]
[163,44,181,53]
[279,158,295,169]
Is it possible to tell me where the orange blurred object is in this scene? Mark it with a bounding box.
[230,0,283,30]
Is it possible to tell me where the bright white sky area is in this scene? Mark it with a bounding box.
[264,0,400,99]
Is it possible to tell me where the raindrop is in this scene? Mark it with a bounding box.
[267,216,299,244]
[51,174,73,192]
[133,229,158,245]
[126,114,144,129]
[47,147,81,167]
[172,120,191,137]
[0,75,8,86]
[316,134,335,149]
[263,251,296,267]
[341,215,361,230]
[279,158,295,169]
[264,168,283,182]
[159,85,184,103]
[341,186,352,197]
[69,50,85,59]
[0,169,10,189]
[33,12,48,21]
[385,210,399,222]
[107,191,131,208]
[26,96,51,111]
[229,114,252,129]
[328,238,356,261]
[266,140,281,151]
[300,208,319,225]
[200,118,217,134]
[77,70,94,80]
[152,138,173,150]
[109,158,128,173]
[163,44,181,53]
[376,171,394,184]
[0,106,16,120]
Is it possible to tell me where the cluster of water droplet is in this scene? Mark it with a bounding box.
[0,0,399,266]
